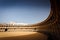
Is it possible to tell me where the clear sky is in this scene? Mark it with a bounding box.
[0,0,50,24]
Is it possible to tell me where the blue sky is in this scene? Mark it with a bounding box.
[0,0,50,24]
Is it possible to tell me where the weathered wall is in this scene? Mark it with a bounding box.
[37,0,60,40]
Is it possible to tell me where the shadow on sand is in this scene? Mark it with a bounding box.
[37,31,59,40]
